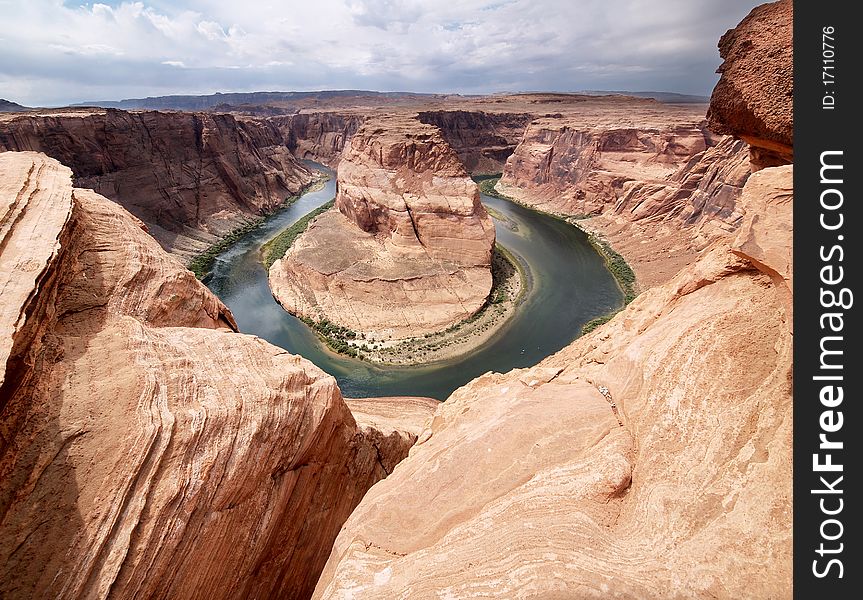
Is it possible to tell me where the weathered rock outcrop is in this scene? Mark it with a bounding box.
[707,0,793,169]
[0,152,435,600]
[418,110,533,174]
[580,136,752,289]
[269,115,496,340]
[0,109,315,259]
[276,112,365,166]
[314,164,793,599]
[496,101,713,216]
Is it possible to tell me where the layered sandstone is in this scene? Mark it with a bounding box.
[0,152,435,600]
[269,115,496,340]
[418,110,533,174]
[580,136,752,289]
[0,108,315,259]
[496,99,712,216]
[707,0,793,169]
[315,164,793,599]
[276,111,365,166]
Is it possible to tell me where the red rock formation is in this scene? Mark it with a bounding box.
[496,101,712,216]
[417,110,533,174]
[0,152,436,600]
[275,111,365,166]
[0,109,315,259]
[707,0,793,169]
[269,115,496,340]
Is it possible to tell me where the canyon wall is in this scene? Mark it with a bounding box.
[275,111,365,166]
[496,102,712,217]
[269,115,496,340]
[417,110,533,174]
[0,152,436,600]
[707,0,793,169]
[0,109,315,259]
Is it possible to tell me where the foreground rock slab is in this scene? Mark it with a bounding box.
[0,152,435,600]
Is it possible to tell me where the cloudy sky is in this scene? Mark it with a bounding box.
[1,0,761,106]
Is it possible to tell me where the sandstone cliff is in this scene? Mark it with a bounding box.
[581,136,752,288]
[276,111,365,166]
[269,115,496,340]
[707,0,793,169]
[314,163,793,600]
[496,100,711,217]
[0,109,315,259]
[0,152,436,600]
[418,110,533,174]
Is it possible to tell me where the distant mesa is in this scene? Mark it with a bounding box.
[0,99,30,112]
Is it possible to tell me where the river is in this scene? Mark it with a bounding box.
[205,163,622,400]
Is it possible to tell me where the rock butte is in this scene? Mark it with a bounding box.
[0,152,437,600]
[268,115,497,340]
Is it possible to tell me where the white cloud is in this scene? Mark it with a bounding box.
[0,0,763,106]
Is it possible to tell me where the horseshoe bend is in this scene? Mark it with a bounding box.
[0,1,794,598]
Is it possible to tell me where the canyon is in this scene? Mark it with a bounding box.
[0,109,316,261]
[312,1,793,597]
[268,114,497,341]
[0,0,793,597]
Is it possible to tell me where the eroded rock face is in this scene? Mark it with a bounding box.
[0,109,315,259]
[276,112,365,166]
[496,103,712,216]
[580,136,752,289]
[707,0,793,169]
[269,115,496,339]
[314,165,793,599]
[0,152,436,600]
[417,110,533,174]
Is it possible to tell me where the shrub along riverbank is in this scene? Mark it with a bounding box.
[260,200,335,268]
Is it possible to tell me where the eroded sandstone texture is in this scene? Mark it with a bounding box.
[496,100,712,216]
[0,109,315,259]
[276,111,365,166]
[707,0,793,169]
[315,164,793,600]
[418,110,533,174]
[0,152,435,600]
[269,115,496,339]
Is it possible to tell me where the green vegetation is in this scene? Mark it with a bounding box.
[188,217,266,279]
[187,176,328,280]
[299,315,363,359]
[581,313,616,335]
[587,235,637,304]
[580,235,638,336]
[260,199,335,268]
[473,174,511,200]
